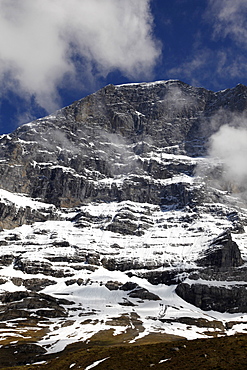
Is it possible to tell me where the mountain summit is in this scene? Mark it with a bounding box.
[1,79,247,208]
[0,80,247,363]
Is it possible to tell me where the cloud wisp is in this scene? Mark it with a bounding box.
[168,0,247,89]
[0,0,161,114]
[193,108,247,202]
[207,0,247,47]
[209,119,247,190]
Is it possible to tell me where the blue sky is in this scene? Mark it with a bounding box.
[0,0,247,134]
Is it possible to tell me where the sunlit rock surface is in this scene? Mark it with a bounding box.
[0,80,247,359]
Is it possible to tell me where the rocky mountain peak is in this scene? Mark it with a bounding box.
[0,80,247,361]
[0,79,246,208]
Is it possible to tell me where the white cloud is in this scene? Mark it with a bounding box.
[163,84,197,113]
[167,48,217,88]
[209,116,247,188]
[0,0,161,112]
[207,0,247,46]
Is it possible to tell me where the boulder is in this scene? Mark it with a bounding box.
[105,281,122,291]
[128,288,161,301]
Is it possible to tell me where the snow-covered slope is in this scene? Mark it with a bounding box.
[0,80,247,359]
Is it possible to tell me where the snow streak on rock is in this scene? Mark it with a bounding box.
[0,80,247,358]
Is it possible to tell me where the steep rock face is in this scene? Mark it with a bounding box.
[0,80,246,208]
[175,282,247,313]
[197,230,244,270]
[0,190,60,229]
[0,200,59,230]
[0,81,247,353]
[175,231,246,312]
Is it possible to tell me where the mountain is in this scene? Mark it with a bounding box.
[0,80,247,366]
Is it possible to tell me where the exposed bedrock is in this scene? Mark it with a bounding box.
[175,282,247,313]
[0,81,247,207]
[176,231,247,312]
[0,291,73,320]
[196,230,244,270]
[0,200,59,230]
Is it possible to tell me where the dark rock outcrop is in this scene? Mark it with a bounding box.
[0,291,73,320]
[0,199,59,230]
[176,282,247,313]
[128,288,161,301]
[13,256,74,277]
[105,280,161,300]
[175,231,246,312]
[136,269,192,285]
[0,343,46,367]
[22,278,57,291]
[105,281,123,290]
[197,230,244,270]
[101,257,163,271]
[120,282,139,291]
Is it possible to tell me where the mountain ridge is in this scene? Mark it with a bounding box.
[0,80,247,363]
[1,79,247,208]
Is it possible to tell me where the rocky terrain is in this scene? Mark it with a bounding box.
[0,80,247,366]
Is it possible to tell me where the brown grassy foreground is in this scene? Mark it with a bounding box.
[0,332,247,369]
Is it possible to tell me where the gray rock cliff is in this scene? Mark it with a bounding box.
[0,80,247,353]
[0,80,246,210]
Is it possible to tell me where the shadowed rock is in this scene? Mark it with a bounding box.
[0,291,74,320]
[176,282,247,313]
[197,230,244,270]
